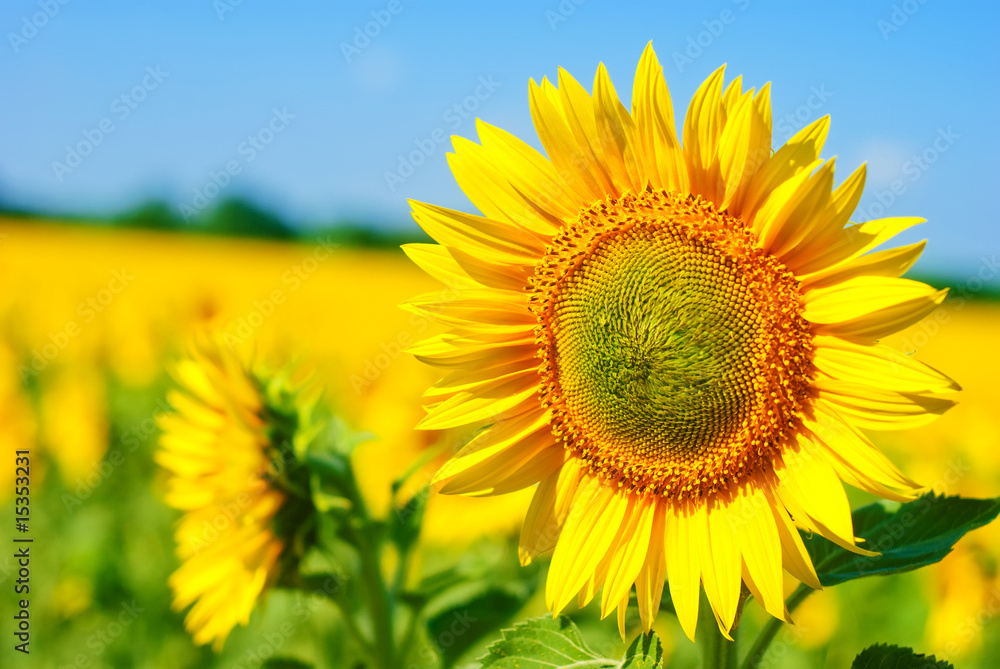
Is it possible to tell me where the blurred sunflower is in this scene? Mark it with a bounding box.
[156,336,314,650]
[404,44,958,640]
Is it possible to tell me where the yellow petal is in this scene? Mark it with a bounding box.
[601,495,655,618]
[780,163,867,268]
[401,289,534,331]
[736,488,785,620]
[683,65,726,202]
[401,243,477,289]
[631,43,688,193]
[557,67,619,194]
[807,401,922,500]
[547,479,628,613]
[433,410,550,483]
[634,501,668,632]
[703,503,742,636]
[407,332,536,368]
[666,505,704,642]
[593,62,642,193]
[777,442,864,552]
[816,380,955,431]
[529,77,605,201]
[804,276,942,324]
[448,136,561,236]
[767,491,822,590]
[519,472,562,565]
[410,200,544,262]
[417,380,537,430]
[813,335,959,394]
[758,159,835,255]
[792,216,923,276]
[800,240,925,289]
[717,89,757,208]
[739,115,829,219]
[476,119,586,216]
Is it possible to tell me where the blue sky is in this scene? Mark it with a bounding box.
[2,0,997,272]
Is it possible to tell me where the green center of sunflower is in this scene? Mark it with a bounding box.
[551,225,762,462]
[529,189,815,501]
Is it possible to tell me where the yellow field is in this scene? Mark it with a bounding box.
[1,218,997,665]
[0,219,532,544]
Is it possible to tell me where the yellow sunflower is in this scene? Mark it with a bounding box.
[156,337,292,649]
[402,44,958,640]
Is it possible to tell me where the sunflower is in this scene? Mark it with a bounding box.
[403,44,959,640]
[156,337,298,649]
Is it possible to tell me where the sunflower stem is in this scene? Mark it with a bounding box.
[697,591,738,669]
[334,459,399,669]
[358,526,396,669]
[739,584,813,669]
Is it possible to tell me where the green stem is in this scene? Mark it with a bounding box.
[739,584,813,669]
[325,583,373,656]
[337,464,399,669]
[698,592,739,669]
[357,528,395,669]
[292,572,375,658]
[397,604,423,669]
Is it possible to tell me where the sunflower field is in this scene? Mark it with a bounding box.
[1,206,999,667]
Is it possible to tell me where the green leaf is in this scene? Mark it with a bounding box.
[304,451,352,488]
[262,659,314,669]
[621,631,665,668]
[478,616,616,668]
[803,493,1000,586]
[851,643,954,668]
[387,487,428,554]
[427,578,538,668]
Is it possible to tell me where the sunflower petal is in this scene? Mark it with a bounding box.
[800,241,926,289]
[813,335,959,394]
[683,65,726,202]
[519,472,562,565]
[739,115,829,219]
[631,42,688,193]
[547,479,628,613]
[816,380,955,431]
[793,216,924,275]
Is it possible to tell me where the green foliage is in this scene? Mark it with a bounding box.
[419,551,541,668]
[478,616,615,668]
[114,199,185,230]
[803,493,1000,586]
[263,659,316,669]
[621,632,666,668]
[201,198,295,239]
[308,223,431,249]
[851,643,954,668]
[477,616,666,668]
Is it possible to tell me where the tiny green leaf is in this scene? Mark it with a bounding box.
[803,493,1000,586]
[851,643,954,668]
[621,631,665,668]
[478,616,616,668]
[388,488,428,553]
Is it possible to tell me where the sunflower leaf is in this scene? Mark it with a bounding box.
[477,616,617,668]
[851,643,954,668]
[802,493,1000,586]
[620,631,665,668]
